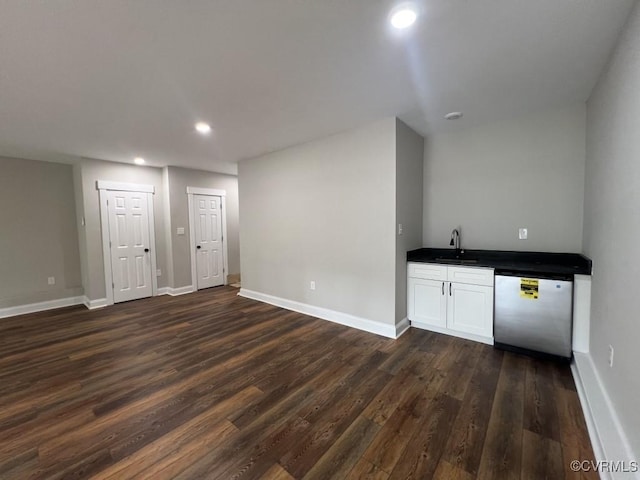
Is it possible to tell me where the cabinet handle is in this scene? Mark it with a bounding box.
[449,283,452,296]
[442,282,444,295]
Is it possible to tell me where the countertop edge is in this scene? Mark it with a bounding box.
[407,248,592,276]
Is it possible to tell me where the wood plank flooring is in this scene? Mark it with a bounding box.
[0,286,597,479]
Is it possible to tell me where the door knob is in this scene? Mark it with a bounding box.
[196,245,201,249]
[144,248,150,253]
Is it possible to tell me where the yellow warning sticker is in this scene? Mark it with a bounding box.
[520,278,539,299]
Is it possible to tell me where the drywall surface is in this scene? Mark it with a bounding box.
[77,159,167,301]
[584,1,640,459]
[239,118,397,325]
[166,166,240,288]
[0,157,82,307]
[423,104,586,252]
[161,167,175,288]
[73,162,89,297]
[395,119,425,323]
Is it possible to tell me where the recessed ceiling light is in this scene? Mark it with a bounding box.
[444,112,463,120]
[390,8,418,29]
[134,157,145,165]
[195,122,212,134]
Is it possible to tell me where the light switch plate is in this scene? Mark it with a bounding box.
[48,277,55,285]
[177,227,185,235]
[519,228,528,240]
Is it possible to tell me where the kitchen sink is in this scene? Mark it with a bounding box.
[434,257,479,265]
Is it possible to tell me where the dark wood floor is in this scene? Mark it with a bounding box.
[0,286,596,479]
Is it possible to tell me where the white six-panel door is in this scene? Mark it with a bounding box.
[193,194,224,289]
[107,190,153,303]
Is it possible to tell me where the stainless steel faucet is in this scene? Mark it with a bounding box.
[450,228,461,256]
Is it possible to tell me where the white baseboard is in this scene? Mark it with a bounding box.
[0,296,85,319]
[572,352,638,480]
[158,285,195,297]
[395,317,410,338]
[410,321,494,345]
[238,288,400,338]
[83,297,108,310]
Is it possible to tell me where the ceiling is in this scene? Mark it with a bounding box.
[0,0,634,175]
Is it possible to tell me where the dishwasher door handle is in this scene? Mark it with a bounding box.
[449,283,452,296]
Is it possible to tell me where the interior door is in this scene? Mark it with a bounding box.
[107,190,153,303]
[193,194,224,289]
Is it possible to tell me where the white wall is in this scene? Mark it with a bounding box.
[423,104,586,252]
[0,157,83,307]
[584,0,640,460]
[395,119,424,323]
[238,118,397,326]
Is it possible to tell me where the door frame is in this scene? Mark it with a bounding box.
[97,180,158,306]
[187,186,229,290]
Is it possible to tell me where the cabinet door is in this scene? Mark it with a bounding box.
[447,282,494,338]
[408,278,447,327]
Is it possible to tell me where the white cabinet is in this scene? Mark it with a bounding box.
[408,278,447,328]
[408,263,447,282]
[447,282,494,338]
[408,262,494,344]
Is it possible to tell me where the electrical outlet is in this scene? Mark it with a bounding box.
[310,281,316,291]
[156,269,162,277]
[47,276,55,285]
[519,228,528,240]
[608,345,614,367]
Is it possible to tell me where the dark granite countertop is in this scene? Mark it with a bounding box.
[407,248,592,276]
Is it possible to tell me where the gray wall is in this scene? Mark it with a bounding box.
[239,118,397,325]
[423,104,586,252]
[76,158,168,301]
[584,1,640,456]
[73,162,89,297]
[5,157,239,304]
[395,119,424,323]
[0,157,82,307]
[166,166,240,288]
[161,167,175,288]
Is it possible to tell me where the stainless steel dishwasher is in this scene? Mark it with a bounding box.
[494,271,573,359]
